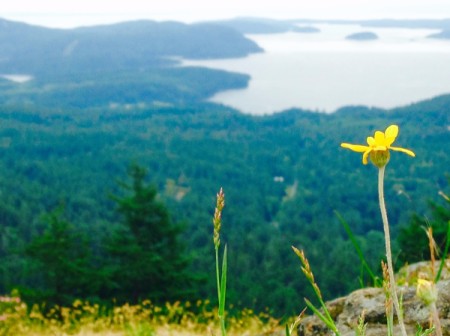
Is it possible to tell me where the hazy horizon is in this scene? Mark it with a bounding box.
[2,0,450,29]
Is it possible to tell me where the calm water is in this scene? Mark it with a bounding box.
[0,74,33,83]
[183,24,450,114]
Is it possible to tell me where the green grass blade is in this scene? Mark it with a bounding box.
[215,246,221,302]
[304,299,328,325]
[219,244,227,319]
[415,325,435,336]
[285,324,290,336]
[304,298,339,335]
[435,221,450,283]
[335,211,380,286]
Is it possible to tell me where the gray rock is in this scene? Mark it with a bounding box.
[298,261,450,336]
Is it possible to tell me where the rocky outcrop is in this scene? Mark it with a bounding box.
[298,261,450,336]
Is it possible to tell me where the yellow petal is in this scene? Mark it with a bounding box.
[385,125,399,147]
[385,137,396,147]
[362,149,371,164]
[385,125,399,139]
[374,131,385,146]
[341,143,369,153]
[367,136,376,146]
[390,146,416,157]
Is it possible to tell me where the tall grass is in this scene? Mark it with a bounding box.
[212,188,227,336]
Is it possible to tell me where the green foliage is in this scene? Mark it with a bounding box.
[436,222,450,282]
[0,67,250,108]
[24,206,95,306]
[398,180,450,264]
[415,325,435,336]
[105,164,193,303]
[335,211,381,287]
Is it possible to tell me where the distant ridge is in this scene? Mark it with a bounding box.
[0,17,263,77]
[0,17,262,108]
[293,18,450,39]
[209,17,450,39]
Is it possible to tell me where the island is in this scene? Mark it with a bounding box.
[428,29,450,39]
[345,31,378,40]
[292,25,320,33]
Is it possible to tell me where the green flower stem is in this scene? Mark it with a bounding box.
[215,246,221,304]
[386,308,394,336]
[378,166,408,336]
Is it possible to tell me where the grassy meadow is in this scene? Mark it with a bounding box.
[0,295,284,335]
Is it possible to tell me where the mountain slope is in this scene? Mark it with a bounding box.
[0,96,448,314]
[0,18,262,76]
[0,18,260,108]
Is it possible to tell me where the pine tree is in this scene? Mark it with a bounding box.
[25,206,93,306]
[106,164,192,303]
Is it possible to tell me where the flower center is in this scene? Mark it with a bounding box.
[370,150,390,168]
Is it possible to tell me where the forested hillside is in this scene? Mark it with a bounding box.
[0,18,258,108]
[0,95,448,315]
[0,18,262,74]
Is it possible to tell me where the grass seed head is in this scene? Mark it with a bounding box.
[213,188,225,248]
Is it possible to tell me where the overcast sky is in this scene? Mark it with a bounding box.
[2,0,450,29]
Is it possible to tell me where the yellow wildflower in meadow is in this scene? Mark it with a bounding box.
[341,124,415,167]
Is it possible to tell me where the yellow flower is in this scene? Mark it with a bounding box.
[416,278,437,305]
[341,124,415,167]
